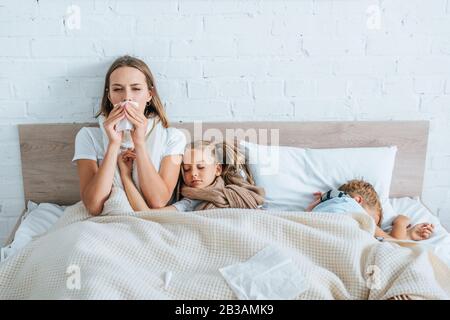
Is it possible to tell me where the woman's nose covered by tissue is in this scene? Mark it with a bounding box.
[116,100,139,132]
[114,100,139,150]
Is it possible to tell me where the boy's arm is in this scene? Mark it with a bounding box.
[388,215,411,240]
[374,215,412,240]
[121,174,177,212]
[374,226,395,240]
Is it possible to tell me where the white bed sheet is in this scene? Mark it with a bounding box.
[388,197,450,266]
[1,201,66,262]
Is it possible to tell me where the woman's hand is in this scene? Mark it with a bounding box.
[124,103,148,147]
[118,148,136,178]
[104,104,125,146]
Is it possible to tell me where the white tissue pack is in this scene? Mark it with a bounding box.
[219,246,308,300]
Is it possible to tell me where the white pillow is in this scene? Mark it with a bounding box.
[0,201,66,262]
[240,141,397,212]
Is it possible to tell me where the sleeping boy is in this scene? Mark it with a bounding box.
[305,179,434,241]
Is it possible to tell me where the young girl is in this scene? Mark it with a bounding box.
[118,140,265,212]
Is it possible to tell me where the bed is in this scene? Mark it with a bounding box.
[1,121,449,300]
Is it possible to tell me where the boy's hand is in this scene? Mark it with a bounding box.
[407,223,434,241]
[306,191,322,212]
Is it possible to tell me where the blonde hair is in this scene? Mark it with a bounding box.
[95,55,169,128]
[338,179,383,226]
[182,140,255,186]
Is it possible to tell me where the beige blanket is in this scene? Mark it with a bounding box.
[0,187,449,300]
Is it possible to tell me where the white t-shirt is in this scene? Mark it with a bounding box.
[73,117,185,164]
[72,116,186,194]
[72,127,104,165]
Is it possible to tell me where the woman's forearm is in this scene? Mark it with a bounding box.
[134,143,171,208]
[82,143,120,215]
[121,173,151,211]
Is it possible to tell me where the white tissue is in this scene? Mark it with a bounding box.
[219,246,308,300]
[115,100,139,132]
[114,100,139,149]
[120,130,134,150]
[164,271,172,289]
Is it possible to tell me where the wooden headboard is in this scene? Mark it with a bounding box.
[18,121,429,205]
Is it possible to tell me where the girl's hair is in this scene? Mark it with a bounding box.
[182,139,255,186]
[95,55,169,128]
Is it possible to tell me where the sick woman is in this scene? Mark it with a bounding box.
[72,55,186,215]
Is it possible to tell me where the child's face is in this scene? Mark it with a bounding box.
[182,147,222,188]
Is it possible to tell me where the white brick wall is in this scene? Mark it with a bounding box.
[1,0,450,244]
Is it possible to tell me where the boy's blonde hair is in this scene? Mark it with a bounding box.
[338,179,383,226]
